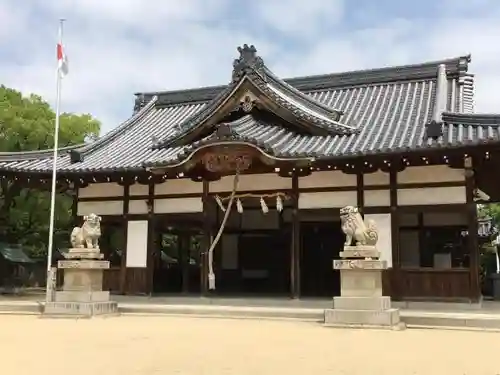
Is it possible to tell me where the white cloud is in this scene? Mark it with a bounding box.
[42,0,231,30]
[0,0,499,135]
[253,0,345,38]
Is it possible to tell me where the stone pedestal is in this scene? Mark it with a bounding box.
[324,246,404,330]
[43,248,118,318]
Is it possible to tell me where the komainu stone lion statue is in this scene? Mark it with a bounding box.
[340,206,378,247]
[70,213,102,250]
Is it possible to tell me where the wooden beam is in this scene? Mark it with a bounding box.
[356,173,364,212]
[290,173,300,299]
[417,212,425,268]
[465,157,481,302]
[201,180,210,295]
[71,184,79,227]
[119,183,130,295]
[180,233,190,294]
[389,168,400,300]
[146,180,155,295]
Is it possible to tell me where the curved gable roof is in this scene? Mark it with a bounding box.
[1,49,494,174]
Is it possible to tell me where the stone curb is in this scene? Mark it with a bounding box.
[1,302,500,330]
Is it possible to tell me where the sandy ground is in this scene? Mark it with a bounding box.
[1,315,499,375]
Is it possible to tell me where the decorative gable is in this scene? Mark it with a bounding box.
[153,44,357,149]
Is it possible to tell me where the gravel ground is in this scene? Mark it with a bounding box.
[2,315,499,375]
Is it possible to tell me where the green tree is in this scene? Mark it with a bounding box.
[0,85,101,256]
[479,203,500,225]
[478,204,500,293]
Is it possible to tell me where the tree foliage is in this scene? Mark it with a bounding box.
[479,203,500,225]
[0,85,101,257]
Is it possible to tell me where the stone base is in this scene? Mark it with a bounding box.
[58,260,109,293]
[43,301,118,318]
[58,259,109,269]
[63,250,104,260]
[55,291,110,303]
[334,259,387,270]
[340,246,380,259]
[324,308,405,330]
[333,296,391,310]
[338,269,384,297]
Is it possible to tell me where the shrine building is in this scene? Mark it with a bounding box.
[1,45,500,302]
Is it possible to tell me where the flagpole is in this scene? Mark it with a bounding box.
[45,19,65,304]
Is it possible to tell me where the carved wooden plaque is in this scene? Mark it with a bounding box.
[202,148,253,173]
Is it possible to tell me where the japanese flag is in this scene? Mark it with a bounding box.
[57,42,69,77]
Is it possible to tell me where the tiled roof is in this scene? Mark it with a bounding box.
[152,45,359,150]
[441,112,500,143]
[140,55,472,107]
[1,51,497,174]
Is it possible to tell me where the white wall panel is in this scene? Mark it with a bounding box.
[126,220,148,268]
[129,200,148,215]
[398,187,466,205]
[79,183,123,198]
[365,213,392,268]
[298,191,356,209]
[155,179,203,195]
[130,183,149,196]
[364,189,390,207]
[210,173,292,193]
[77,201,123,216]
[364,171,389,186]
[299,171,356,189]
[154,197,203,213]
[397,165,464,184]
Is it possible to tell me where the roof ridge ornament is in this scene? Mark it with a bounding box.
[134,94,146,113]
[425,64,447,139]
[231,44,265,83]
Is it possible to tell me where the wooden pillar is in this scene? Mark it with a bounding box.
[146,180,155,295]
[417,212,425,267]
[290,173,300,299]
[119,182,130,294]
[180,233,190,294]
[389,169,400,300]
[200,180,210,295]
[465,156,480,302]
[71,183,79,227]
[356,173,364,212]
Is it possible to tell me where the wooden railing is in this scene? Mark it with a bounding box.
[124,268,149,295]
[390,268,472,300]
[103,267,121,293]
[100,267,148,295]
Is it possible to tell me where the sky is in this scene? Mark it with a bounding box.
[1,0,500,134]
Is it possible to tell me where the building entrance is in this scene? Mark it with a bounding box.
[152,216,203,294]
[216,228,291,295]
[210,196,292,296]
[300,220,344,297]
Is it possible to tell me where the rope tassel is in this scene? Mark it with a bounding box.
[260,197,269,214]
[276,195,283,212]
[236,198,243,213]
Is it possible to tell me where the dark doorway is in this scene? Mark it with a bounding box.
[213,201,291,296]
[152,218,203,294]
[216,229,291,296]
[300,221,344,297]
[236,230,290,295]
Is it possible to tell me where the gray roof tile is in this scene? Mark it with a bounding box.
[1,53,498,174]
